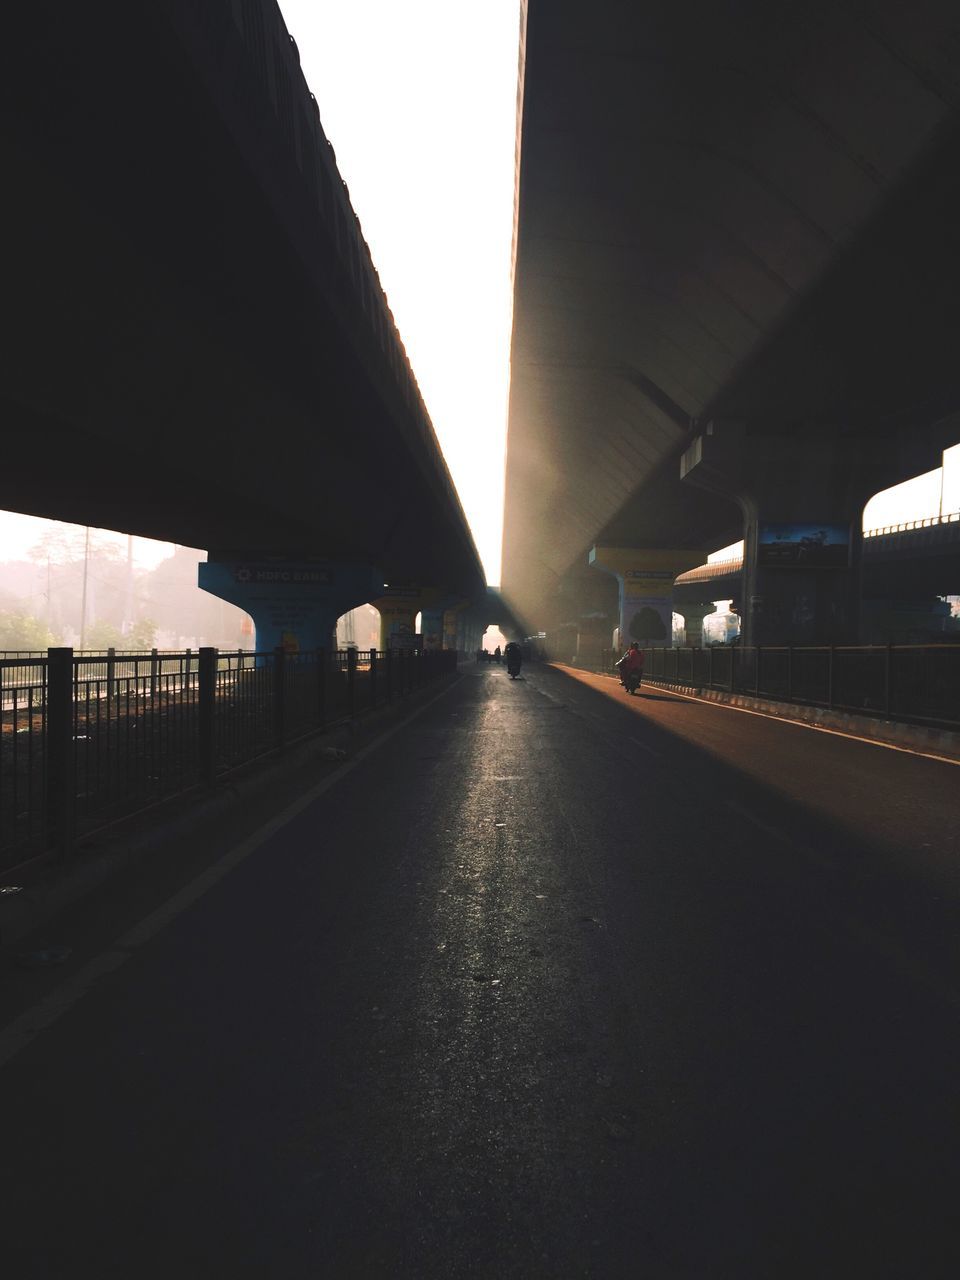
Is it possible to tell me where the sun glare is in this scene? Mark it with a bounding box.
[278,0,522,584]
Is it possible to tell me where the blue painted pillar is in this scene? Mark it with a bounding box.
[198,558,384,653]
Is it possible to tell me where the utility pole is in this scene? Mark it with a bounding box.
[79,526,90,650]
[122,533,135,638]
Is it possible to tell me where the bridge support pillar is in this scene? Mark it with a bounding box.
[419,609,445,652]
[681,422,916,646]
[589,546,705,649]
[420,596,464,652]
[443,601,469,654]
[199,558,384,653]
[678,601,717,647]
[373,586,444,651]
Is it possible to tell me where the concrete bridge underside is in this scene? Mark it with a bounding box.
[503,0,960,632]
[2,2,484,602]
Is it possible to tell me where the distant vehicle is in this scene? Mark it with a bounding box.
[505,642,522,679]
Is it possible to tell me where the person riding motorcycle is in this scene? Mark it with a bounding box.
[616,642,644,691]
[504,641,522,678]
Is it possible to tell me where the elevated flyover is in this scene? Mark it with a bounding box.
[675,513,960,604]
[671,512,960,642]
[3,1,485,645]
[503,0,960,645]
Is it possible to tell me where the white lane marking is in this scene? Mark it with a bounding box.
[0,675,467,1070]
[630,737,661,758]
[724,799,838,871]
[586,670,960,768]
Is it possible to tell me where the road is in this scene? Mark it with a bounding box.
[1,663,958,1278]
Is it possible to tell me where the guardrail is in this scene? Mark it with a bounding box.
[676,510,960,585]
[0,645,457,872]
[864,510,960,538]
[599,644,960,730]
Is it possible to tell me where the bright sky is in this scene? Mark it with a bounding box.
[280,0,520,584]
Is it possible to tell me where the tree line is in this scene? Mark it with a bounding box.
[0,532,247,651]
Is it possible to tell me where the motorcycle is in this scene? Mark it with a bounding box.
[505,645,522,679]
[620,668,642,695]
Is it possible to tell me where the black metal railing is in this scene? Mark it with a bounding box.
[599,645,960,730]
[0,645,457,872]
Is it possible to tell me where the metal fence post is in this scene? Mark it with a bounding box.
[708,644,714,689]
[729,646,735,692]
[150,647,159,701]
[198,647,217,785]
[884,643,893,716]
[347,645,357,717]
[46,647,75,857]
[385,647,393,701]
[184,648,192,698]
[755,646,762,697]
[106,646,116,721]
[369,648,378,709]
[317,647,327,727]
[274,647,286,750]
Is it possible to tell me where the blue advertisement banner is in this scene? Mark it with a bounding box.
[757,524,850,568]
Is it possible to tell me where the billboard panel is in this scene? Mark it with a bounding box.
[757,524,850,568]
[619,570,675,646]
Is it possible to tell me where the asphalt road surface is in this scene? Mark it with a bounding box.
[1,663,958,1278]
